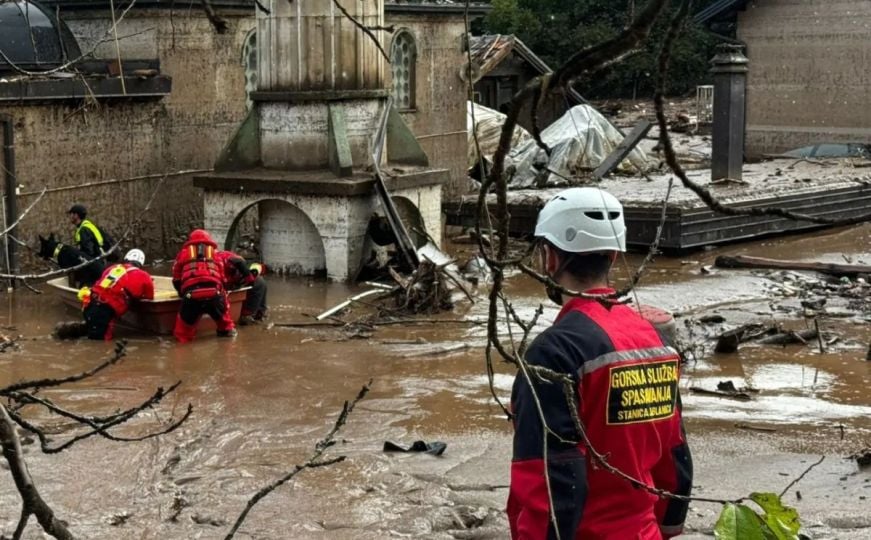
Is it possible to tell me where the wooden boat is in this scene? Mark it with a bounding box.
[48,276,250,335]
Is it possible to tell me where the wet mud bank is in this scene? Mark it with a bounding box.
[0,225,869,539]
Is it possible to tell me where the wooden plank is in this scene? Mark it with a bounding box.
[714,255,871,277]
[592,120,653,180]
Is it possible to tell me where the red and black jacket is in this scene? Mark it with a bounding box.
[508,290,693,540]
[171,229,225,295]
[214,250,255,290]
[90,263,154,316]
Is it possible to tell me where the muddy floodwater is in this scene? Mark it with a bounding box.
[1,224,870,539]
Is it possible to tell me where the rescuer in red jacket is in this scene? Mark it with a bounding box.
[171,229,236,342]
[214,250,268,324]
[508,187,693,540]
[82,248,154,341]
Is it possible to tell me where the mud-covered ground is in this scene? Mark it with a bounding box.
[0,224,869,539]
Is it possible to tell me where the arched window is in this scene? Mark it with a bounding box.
[391,30,417,110]
[241,29,257,110]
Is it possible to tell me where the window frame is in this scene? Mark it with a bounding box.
[390,28,418,112]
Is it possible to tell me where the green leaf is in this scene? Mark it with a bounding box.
[714,503,778,540]
[750,492,802,540]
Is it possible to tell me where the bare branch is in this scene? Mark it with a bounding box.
[200,0,229,33]
[0,404,75,540]
[0,341,126,395]
[0,188,46,239]
[779,455,825,498]
[225,379,373,539]
[616,177,674,297]
[0,174,167,282]
[253,0,270,15]
[331,0,390,61]
[0,0,140,76]
[8,387,192,452]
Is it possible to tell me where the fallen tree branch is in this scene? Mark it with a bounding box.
[0,341,127,394]
[8,386,192,453]
[225,379,372,539]
[715,255,871,278]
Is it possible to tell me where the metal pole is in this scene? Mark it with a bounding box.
[710,44,748,181]
[0,116,17,283]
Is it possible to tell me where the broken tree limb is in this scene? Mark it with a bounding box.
[0,404,75,540]
[714,323,777,353]
[715,255,871,278]
[225,380,371,539]
[756,329,818,346]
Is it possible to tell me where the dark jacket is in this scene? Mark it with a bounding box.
[508,289,693,540]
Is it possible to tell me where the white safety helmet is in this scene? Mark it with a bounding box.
[534,187,626,253]
[124,248,146,266]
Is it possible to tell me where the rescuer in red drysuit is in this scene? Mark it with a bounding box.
[214,250,268,324]
[82,248,154,341]
[508,187,693,540]
[171,229,236,342]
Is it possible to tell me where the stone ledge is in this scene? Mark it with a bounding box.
[194,167,449,197]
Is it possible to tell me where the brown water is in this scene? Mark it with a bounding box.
[0,224,869,539]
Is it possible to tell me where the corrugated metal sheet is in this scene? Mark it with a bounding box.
[257,0,385,92]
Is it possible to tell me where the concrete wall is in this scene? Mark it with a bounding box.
[738,0,871,156]
[0,8,254,266]
[203,183,441,281]
[387,13,469,196]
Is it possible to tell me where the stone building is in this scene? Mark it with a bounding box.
[696,0,871,157]
[0,0,484,270]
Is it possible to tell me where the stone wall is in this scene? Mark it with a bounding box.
[738,0,871,156]
[0,8,254,267]
[387,13,469,196]
[0,6,469,273]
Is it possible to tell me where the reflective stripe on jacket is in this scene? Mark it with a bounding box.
[172,239,224,294]
[75,219,104,249]
[508,290,693,540]
[89,263,154,316]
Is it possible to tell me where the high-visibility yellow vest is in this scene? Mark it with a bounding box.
[98,265,128,290]
[74,219,104,250]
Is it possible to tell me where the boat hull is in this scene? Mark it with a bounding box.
[48,276,250,336]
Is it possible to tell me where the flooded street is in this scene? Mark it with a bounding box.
[1,224,870,539]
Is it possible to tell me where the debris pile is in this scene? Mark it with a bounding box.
[506,105,651,188]
[388,259,454,314]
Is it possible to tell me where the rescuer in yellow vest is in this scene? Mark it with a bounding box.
[68,204,115,260]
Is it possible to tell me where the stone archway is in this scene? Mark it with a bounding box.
[225,199,326,276]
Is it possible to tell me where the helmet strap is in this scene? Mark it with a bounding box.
[543,244,575,306]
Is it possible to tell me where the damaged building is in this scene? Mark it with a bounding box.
[696,0,871,157]
[0,0,486,271]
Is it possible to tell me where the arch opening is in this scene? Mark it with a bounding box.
[225,199,326,277]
